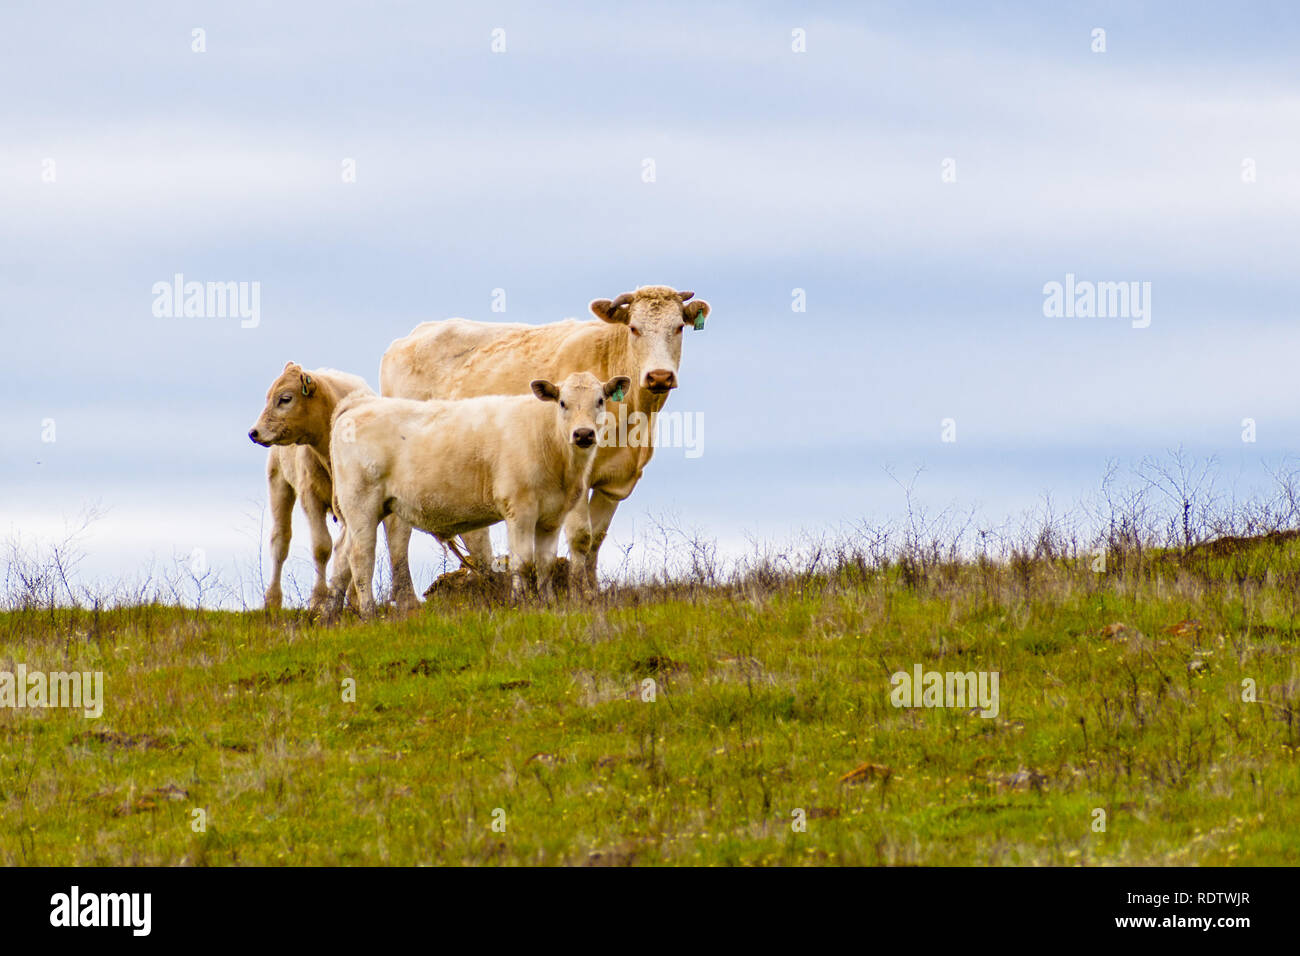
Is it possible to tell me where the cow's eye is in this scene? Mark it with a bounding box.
[278,394,292,405]
[598,398,604,406]
[560,401,567,409]
[676,324,685,334]
[629,325,641,336]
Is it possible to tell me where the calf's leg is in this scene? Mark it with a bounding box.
[383,516,420,610]
[534,524,561,604]
[504,508,539,602]
[345,517,381,618]
[264,459,296,609]
[302,490,334,610]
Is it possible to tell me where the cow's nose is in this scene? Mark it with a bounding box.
[248,428,260,442]
[644,369,677,392]
[573,428,596,447]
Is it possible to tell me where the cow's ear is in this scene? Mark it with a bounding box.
[299,370,317,397]
[684,301,710,329]
[604,376,632,400]
[531,380,560,402]
[590,299,625,324]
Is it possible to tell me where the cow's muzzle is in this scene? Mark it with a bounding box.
[248,427,271,446]
[644,369,677,393]
[572,428,597,448]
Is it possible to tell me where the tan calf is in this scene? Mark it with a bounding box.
[328,372,630,615]
[248,362,417,610]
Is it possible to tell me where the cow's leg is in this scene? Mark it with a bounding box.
[535,523,561,604]
[331,524,359,607]
[562,492,595,596]
[345,514,381,619]
[565,489,620,596]
[383,515,419,610]
[302,491,334,611]
[459,528,494,573]
[584,491,622,589]
[264,462,296,609]
[325,524,352,620]
[504,509,538,602]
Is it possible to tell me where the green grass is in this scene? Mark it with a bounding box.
[2,547,1299,865]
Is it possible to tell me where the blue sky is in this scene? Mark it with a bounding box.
[3,2,1300,601]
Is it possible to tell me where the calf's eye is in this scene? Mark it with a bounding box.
[560,401,567,409]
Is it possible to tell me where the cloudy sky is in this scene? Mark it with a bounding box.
[4,1,1300,602]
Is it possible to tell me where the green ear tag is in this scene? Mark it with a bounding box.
[612,387,625,402]
[693,314,705,330]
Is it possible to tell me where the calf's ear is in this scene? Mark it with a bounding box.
[299,370,317,397]
[604,376,632,400]
[684,301,710,329]
[531,379,561,402]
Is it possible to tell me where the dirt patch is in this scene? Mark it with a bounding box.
[107,783,190,816]
[234,665,312,690]
[422,559,571,601]
[584,845,640,866]
[839,762,893,785]
[630,655,684,677]
[383,658,471,678]
[1189,529,1300,558]
[996,767,1049,793]
[76,730,181,751]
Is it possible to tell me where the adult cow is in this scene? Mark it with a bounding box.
[380,285,710,597]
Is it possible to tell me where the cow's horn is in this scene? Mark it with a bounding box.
[678,290,694,302]
[610,293,635,311]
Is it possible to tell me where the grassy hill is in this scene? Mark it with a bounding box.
[3,533,1298,866]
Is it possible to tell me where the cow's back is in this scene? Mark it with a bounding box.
[381,318,611,400]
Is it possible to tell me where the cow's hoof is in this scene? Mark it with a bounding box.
[264,588,283,610]
[392,592,421,613]
[318,593,347,624]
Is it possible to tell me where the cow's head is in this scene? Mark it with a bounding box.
[588,285,709,394]
[248,361,324,447]
[531,372,631,450]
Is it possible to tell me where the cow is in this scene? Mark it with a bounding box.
[247,362,418,610]
[378,285,710,597]
[327,371,630,616]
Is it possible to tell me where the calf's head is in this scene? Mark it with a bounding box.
[531,372,631,450]
[588,285,709,394]
[248,362,325,447]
